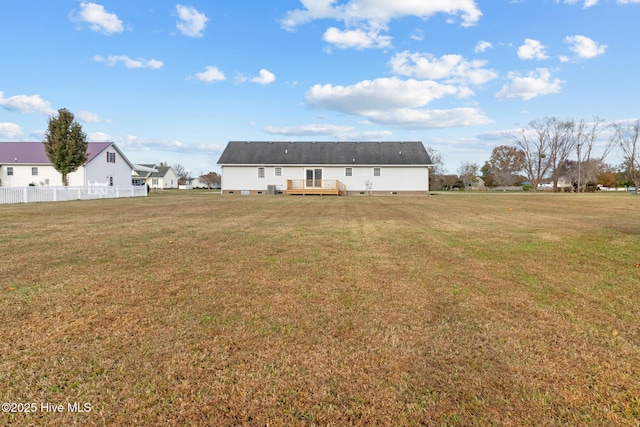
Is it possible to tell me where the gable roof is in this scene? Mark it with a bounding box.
[133,164,173,178]
[0,141,135,169]
[217,141,433,166]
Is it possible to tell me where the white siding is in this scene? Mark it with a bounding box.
[0,165,65,187]
[0,144,133,188]
[221,165,429,193]
[84,146,133,187]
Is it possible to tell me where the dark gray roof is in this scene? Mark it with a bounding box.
[217,141,432,165]
[133,164,173,178]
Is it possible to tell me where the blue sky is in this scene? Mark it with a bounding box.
[1,0,639,175]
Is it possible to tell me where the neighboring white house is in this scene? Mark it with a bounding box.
[217,141,434,196]
[132,164,179,189]
[0,141,135,187]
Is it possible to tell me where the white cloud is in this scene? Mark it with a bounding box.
[410,29,424,41]
[617,0,640,3]
[193,66,226,83]
[94,55,163,69]
[263,123,392,140]
[307,77,460,114]
[389,51,498,85]
[0,123,24,139]
[496,68,563,101]
[0,91,55,115]
[517,39,548,60]
[364,107,493,129]
[176,5,209,38]
[281,0,483,30]
[76,111,111,123]
[305,77,491,129]
[475,41,493,53]
[240,69,276,85]
[560,0,600,7]
[323,26,392,49]
[73,2,124,35]
[565,35,607,59]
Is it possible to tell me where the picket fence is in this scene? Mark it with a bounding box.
[0,185,147,205]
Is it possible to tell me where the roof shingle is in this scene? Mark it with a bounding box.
[217,141,432,165]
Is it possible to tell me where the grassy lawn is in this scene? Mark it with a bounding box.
[1,191,639,426]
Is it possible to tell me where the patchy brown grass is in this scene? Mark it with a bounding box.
[1,191,639,426]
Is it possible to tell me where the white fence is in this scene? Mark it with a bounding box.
[0,186,147,205]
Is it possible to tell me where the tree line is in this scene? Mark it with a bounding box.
[429,117,640,193]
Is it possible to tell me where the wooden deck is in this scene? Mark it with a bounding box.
[286,179,347,196]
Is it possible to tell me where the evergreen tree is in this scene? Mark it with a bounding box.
[43,108,88,186]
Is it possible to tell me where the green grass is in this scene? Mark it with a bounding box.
[1,191,639,426]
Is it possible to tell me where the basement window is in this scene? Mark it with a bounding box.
[258,167,265,178]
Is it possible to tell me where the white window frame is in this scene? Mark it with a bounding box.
[7,167,13,176]
[258,167,265,178]
[373,167,380,177]
[32,167,38,176]
[345,167,352,177]
[275,167,282,177]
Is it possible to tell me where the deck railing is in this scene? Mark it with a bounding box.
[286,180,346,195]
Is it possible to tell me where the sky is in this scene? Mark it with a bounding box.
[1,0,639,176]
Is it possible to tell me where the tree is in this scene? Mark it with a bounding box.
[480,161,497,188]
[573,118,612,192]
[457,161,479,189]
[43,108,88,186]
[508,119,554,191]
[172,163,192,185]
[488,145,525,187]
[425,146,446,191]
[198,171,221,188]
[611,120,640,193]
[547,118,579,192]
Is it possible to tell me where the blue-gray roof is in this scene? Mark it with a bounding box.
[217,141,432,165]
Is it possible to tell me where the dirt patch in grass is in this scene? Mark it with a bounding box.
[1,192,639,425]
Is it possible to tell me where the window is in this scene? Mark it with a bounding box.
[275,167,282,177]
[7,167,13,176]
[345,167,352,177]
[258,167,265,178]
[152,178,158,186]
[106,152,116,163]
[32,167,38,176]
[373,167,380,177]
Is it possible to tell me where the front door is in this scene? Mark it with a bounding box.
[305,168,322,188]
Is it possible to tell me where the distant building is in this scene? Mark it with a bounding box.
[132,164,179,189]
[0,141,135,187]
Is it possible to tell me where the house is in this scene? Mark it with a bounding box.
[0,141,135,187]
[132,164,179,190]
[217,141,433,196]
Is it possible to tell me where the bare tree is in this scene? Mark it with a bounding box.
[509,119,554,191]
[610,120,640,193]
[172,163,192,185]
[425,146,446,191]
[457,161,479,189]
[547,118,578,192]
[573,118,612,192]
